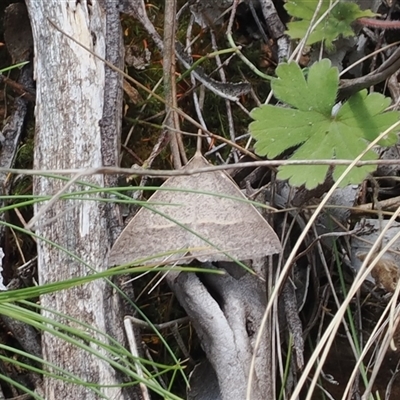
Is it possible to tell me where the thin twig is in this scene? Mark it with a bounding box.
[124,318,151,400]
[4,158,400,180]
[46,18,258,159]
[210,29,238,162]
[163,0,182,169]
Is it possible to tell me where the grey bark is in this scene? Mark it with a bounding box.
[167,265,273,400]
[25,1,136,398]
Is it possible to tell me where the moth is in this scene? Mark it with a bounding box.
[109,154,281,266]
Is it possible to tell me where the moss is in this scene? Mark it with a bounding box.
[14,123,34,169]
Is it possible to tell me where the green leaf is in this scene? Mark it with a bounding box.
[272,59,338,114]
[249,60,400,189]
[285,0,376,48]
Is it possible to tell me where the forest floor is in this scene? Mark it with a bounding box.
[1,0,400,399]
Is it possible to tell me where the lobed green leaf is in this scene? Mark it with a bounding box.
[272,59,338,115]
[249,60,400,189]
[285,0,377,48]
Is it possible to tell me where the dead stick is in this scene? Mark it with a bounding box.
[163,0,182,169]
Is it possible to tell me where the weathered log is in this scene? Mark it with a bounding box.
[25,1,136,398]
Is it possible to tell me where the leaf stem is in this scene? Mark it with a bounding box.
[357,17,400,30]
